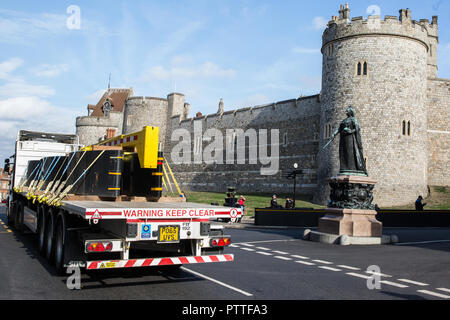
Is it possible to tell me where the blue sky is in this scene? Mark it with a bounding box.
[0,0,449,161]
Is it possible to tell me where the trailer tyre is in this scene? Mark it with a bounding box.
[14,201,24,232]
[6,201,14,227]
[55,218,66,276]
[45,212,55,264]
[38,207,46,256]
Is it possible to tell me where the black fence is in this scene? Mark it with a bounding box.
[254,208,450,228]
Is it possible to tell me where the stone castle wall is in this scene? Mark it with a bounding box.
[317,12,430,206]
[75,111,123,146]
[427,78,450,186]
[165,95,321,197]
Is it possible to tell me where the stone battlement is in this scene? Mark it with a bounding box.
[323,5,437,51]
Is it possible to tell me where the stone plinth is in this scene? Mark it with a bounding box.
[318,175,382,237]
[318,208,382,237]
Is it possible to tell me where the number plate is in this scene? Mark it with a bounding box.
[158,225,180,243]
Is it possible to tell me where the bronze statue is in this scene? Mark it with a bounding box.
[323,106,368,176]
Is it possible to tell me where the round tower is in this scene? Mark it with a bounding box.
[316,5,433,207]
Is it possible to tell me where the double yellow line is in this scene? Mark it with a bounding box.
[0,219,12,233]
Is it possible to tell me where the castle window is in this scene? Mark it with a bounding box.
[407,121,411,136]
[324,123,332,139]
[363,62,368,75]
[283,133,288,146]
[328,44,334,56]
[429,44,433,57]
[402,121,406,135]
[357,62,362,76]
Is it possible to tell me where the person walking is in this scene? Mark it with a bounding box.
[415,196,427,211]
[238,195,246,222]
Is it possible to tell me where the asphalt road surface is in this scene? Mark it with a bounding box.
[1,204,450,300]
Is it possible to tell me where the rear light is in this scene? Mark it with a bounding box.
[210,237,231,247]
[86,241,113,253]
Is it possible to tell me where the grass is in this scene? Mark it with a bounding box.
[177,191,325,217]
[387,186,450,210]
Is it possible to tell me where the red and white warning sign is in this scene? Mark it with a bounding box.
[91,210,102,222]
[230,208,238,218]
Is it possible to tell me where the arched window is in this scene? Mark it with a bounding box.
[283,132,288,146]
[407,121,411,136]
[363,62,368,75]
[357,62,362,76]
[402,121,406,135]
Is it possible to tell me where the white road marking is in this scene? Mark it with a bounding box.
[417,290,450,299]
[272,250,289,255]
[397,279,429,286]
[234,239,299,245]
[295,260,315,266]
[312,259,333,265]
[396,239,450,245]
[337,265,360,270]
[255,247,271,251]
[437,288,450,293]
[346,272,371,279]
[229,244,239,248]
[256,251,272,256]
[319,266,342,272]
[240,247,255,252]
[365,270,392,278]
[240,243,255,247]
[274,256,292,261]
[380,280,409,288]
[181,267,253,297]
[291,255,309,260]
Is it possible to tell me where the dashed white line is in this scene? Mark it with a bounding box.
[365,271,392,278]
[397,279,429,286]
[291,255,309,260]
[229,244,239,248]
[312,259,333,265]
[274,256,292,261]
[437,288,450,293]
[346,272,371,279]
[295,260,315,266]
[380,280,409,288]
[256,251,272,256]
[255,247,271,251]
[240,243,255,247]
[337,265,360,270]
[240,247,255,252]
[181,267,253,297]
[319,266,342,272]
[272,250,289,255]
[417,290,450,299]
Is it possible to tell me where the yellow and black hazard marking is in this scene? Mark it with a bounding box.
[0,219,12,233]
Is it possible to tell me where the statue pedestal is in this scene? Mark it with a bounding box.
[309,175,386,245]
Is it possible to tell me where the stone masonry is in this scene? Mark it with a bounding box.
[75,4,449,207]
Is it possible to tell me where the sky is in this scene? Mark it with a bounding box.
[0,0,449,162]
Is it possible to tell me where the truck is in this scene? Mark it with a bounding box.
[5,127,241,275]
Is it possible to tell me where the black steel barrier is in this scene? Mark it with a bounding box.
[254,208,450,228]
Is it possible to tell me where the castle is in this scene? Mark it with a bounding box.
[75,4,449,207]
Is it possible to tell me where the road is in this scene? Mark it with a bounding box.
[1,204,450,300]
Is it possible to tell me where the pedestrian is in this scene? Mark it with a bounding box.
[270,194,282,208]
[238,195,246,222]
[415,196,427,211]
[285,196,294,209]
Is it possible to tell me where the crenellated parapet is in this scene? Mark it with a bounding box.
[323,5,438,54]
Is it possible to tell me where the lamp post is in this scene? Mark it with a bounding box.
[284,163,302,208]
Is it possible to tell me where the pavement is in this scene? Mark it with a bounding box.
[1,205,450,300]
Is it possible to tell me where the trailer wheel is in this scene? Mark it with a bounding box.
[14,201,24,232]
[6,201,14,227]
[38,207,46,256]
[45,212,55,264]
[54,217,66,276]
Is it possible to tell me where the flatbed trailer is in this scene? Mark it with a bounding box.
[6,128,241,276]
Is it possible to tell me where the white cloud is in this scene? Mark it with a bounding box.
[84,89,106,102]
[0,79,55,98]
[292,47,320,54]
[30,64,69,77]
[143,62,236,81]
[0,58,23,79]
[312,16,328,30]
[0,96,78,161]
